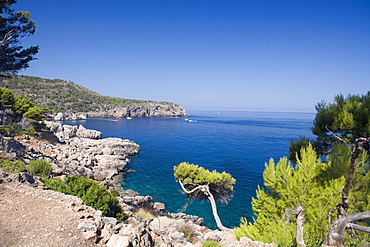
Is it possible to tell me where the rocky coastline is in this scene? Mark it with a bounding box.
[51,103,187,121]
[0,121,271,247]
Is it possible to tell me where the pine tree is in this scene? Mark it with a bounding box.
[174,162,236,231]
[235,144,369,246]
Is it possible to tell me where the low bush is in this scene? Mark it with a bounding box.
[42,176,125,222]
[28,159,52,176]
[177,222,198,240]
[0,125,22,137]
[202,240,223,247]
[133,208,157,221]
[0,159,27,173]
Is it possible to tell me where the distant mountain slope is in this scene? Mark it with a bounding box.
[0,73,186,118]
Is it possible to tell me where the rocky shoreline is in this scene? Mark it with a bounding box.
[0,121,271,247]
[51,103,187,121]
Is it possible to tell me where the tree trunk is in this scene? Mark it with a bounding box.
[282,204,306,247]
[325,138,370,246]
[296,210,306,247]
[178,180,230,231]
[203,185,229,231]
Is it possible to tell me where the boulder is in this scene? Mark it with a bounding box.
[54,112,65,121]
[77,221,97,232]
[153,202,165,212]
[0,169,8,178]
[76,125,102,139]
[106,234,130,247]
[9,173,36,185]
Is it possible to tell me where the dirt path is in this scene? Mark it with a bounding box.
[0,182,102,247]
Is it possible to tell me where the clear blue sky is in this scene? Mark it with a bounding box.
[14,0,370,112]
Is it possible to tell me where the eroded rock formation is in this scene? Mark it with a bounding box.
[52,103,187,121]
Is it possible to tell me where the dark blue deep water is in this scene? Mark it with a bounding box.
[64,110,315,229]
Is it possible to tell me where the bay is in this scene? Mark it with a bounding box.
[63,110,315,229]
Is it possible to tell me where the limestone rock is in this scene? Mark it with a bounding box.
[153,202,165,212]
[77,221,98,232]
[0,169,8,178]
[86,104,187,118]
[0,135,27,160]
[54,112,65,121]
[106,234,130,247]
[9,172,36,186]
[76,125,102,139]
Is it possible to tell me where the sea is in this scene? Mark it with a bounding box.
[63,110,315,229]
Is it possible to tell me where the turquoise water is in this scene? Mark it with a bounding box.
[64,110,315,229]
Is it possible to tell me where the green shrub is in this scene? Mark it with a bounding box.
[0,125,22,137]
[202,241,223,247]
[0,159,27,173]
[110,189,120,197]
[28,159,52,176]
[42,176,125,221]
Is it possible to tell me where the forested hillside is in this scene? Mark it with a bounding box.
[0,73,180,114]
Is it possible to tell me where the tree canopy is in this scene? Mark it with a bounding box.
[0,0,39,73]
[174,162,236,230]
[312,92,370,145]
[289,92,370,162]
[235,144,370,246]
[0,87,49,135]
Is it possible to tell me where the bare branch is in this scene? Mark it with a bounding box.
[281,204,306,247]
[325,137,370,246]
[327,205,339,229]
[178,180,205,194]
[325,126,352,153]
[0,30,14,45]
[281,204,303,226]
[347,211,370,222]
[346,223,370,234]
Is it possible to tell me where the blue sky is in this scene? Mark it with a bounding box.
[14,0,370,112]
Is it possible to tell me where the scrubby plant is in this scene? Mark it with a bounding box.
[28,158,52,176]
[110,189,120,197]
[42,175,125,222]
[0,125,22,136]
[133,208,157,221]
[177,222,197,240]
[0,158,27,173]
[202,240,223,247]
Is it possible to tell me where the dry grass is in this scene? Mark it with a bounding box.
[133,208,157,220]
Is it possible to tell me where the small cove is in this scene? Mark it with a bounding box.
[63,110,315,229]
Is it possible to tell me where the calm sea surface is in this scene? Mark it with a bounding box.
[64,110,315,229]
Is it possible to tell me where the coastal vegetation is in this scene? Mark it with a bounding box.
[0,157,51,177]
[202,240,223,247]
[174,162,236,231]
[42,175,125,222]
[28,159,52,177]
[236,92,370,246]
[289,92,370,163]
[0,87,49,136]
[0,158,26,173]
[0,0,39,73]
[0,73,180,114]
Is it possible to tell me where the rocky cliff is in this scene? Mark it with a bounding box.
[52,103,187,121]
[0,73,187,119]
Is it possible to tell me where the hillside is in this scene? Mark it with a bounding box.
[0,73,186,118]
